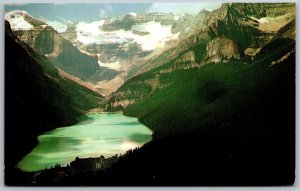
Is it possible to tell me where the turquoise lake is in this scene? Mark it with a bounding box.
[18,113,152,172]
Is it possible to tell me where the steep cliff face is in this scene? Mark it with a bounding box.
[34,26,62,57]
[15,26,62,57]
[175,50,196,64]
[206,38,243,63]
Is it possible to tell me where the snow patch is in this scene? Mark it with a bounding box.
[130,21,179,51]
[174,13,185,21]
[128,12,137,17]
[251,14,289,24]
[258,17,270,23]
[75,20,179,51]
[76,20,128,45]
[76,20,105,36]
[5,10,34,31]
[41,24,48,29]
[97,54,122,71]
[79,49,96,56]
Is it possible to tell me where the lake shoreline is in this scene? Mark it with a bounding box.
[17,113,153,172]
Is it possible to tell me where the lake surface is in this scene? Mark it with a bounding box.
[18,113,152,172]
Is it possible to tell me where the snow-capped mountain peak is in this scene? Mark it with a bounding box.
[5,10,35,31]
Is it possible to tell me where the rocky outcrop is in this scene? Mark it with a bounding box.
[206,38,243,63]
[34,26,62,57]
[174,50,196,64]
[15,25,62,57]
[106,99,135,111]
[110,100,135,109]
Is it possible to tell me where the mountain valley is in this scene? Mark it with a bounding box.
[4,2,296,186]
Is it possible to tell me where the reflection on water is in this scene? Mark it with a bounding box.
[18,113,152,172]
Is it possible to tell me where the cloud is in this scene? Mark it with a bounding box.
[147,2,222,15]
[99,4,113,18]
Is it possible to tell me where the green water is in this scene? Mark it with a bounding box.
[18,113,152,172]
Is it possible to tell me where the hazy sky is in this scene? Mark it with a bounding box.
[5,3,222,22]
[5,3,222,32]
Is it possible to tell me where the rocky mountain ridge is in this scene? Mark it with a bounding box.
[132,2,295,74]
[107,2,296,110]
[5,3,295,98]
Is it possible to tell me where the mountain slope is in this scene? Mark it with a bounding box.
[130,3,295,75]
[6,10,118,85]
[50,37,118,82]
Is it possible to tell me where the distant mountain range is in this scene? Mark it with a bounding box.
[5,10,213,96]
